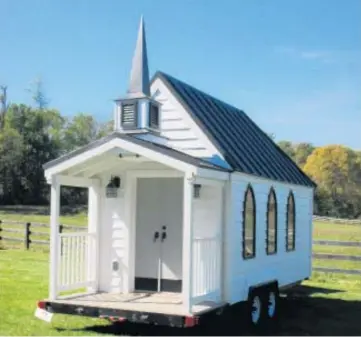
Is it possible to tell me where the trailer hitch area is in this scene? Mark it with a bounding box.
[35,301,54,323]
[184,315,199,328]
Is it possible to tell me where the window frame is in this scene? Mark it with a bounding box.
[149,103,160,129]
[286,191,296,252]
[242,184,256,260]
[266,187,278,255]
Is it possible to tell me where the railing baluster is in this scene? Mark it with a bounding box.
[191,237,221,302]
[57,232,93,292]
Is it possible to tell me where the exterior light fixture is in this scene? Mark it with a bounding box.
[106,176,121,198]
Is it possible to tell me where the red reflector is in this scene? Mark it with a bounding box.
[184,315,199,327]
[37,301,46,309]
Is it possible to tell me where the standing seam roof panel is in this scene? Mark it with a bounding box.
[209,97,276,179]
[240,112,307,185]
[233,109,295,183]
[153,72,316,188]
[180,84,253,173]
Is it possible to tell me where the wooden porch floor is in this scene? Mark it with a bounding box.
[49,291,225,316]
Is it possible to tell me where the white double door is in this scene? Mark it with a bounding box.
[135,177,183,293]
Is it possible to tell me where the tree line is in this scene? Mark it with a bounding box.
[0,87,360,219]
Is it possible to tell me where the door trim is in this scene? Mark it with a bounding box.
[127,172,185,294]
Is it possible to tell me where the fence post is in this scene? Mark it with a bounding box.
[25,222,31,250]
[0,220,2,241]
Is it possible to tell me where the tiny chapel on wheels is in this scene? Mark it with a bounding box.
[38,17,316,329]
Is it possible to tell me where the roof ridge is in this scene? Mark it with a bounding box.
[151,71,316,188]
[154,71,243,114]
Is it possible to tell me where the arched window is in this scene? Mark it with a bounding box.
[266,188,277,255]
[286,191,296,251]
[243,184,256,259]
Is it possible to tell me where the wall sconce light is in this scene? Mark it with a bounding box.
[106,175,121,198]
[193,184,201,199]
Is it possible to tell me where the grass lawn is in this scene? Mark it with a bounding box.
[1,213,361,335]
[0,211,88,227]
[0,250,109,336]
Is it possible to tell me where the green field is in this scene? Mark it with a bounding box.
[1,212,361,335]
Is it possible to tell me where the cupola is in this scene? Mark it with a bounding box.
[114,17,161,135]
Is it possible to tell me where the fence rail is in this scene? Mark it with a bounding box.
[313,239,361,275]
[313,215,361,225]
[1,219,361,277]
[0,220,85,249]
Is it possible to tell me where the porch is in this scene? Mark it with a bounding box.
[48,291,226,316]
[44,134,229,315]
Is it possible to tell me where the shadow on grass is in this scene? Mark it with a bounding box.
[282,283,344,297]
[54,285,361,336]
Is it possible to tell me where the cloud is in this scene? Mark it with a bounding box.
[251,83,360,127]
[274,46,361,65]
[274,46,335,63]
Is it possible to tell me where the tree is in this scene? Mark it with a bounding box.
[63,113,104,152]
[0,127,24,204]
[304,145,361,218]
[278,141,295,160]
[27,77,49,109]
[3,104,62,204]
[293,142,315,168]
[0,85,9,129]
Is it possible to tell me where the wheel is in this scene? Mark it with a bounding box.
[247,288,267,332]
[264,284,280,331]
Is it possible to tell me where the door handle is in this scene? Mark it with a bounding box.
[161,231,167,242]
[153,231,159,242]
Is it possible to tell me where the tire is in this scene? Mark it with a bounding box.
[264,284,280,331]
[247,288,267,332]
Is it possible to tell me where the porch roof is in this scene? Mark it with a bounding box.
[43,132,232,176]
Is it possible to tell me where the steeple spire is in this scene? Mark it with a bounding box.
[127,16,150,97]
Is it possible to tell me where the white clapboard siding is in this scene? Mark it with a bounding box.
[151,80,221,159]
[225,173,314,305]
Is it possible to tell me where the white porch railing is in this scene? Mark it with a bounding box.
[191,236,221,304]
[58,232,96,293]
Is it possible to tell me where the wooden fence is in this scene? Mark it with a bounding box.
[1,219,361,276]
[0,220,85,250]
[312,239,361,275]
[313,215,361,225]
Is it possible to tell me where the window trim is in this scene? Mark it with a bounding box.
[242,184,256,260]
[149,103,160,129]
[120,100,138,129]
[266,187,278,255]
[286,191,296,252]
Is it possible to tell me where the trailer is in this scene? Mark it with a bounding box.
[36,16,316,332]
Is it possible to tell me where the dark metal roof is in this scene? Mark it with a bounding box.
[43,132,230,172]
[153,71,316,188]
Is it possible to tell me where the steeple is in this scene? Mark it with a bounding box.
[127,16,150,98]
[114,16,163,138]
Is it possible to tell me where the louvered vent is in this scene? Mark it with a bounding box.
[121,103,137,129]
[149,103,159,129]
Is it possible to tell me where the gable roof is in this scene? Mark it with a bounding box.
[43,132,230,172]
[153,71,316,188]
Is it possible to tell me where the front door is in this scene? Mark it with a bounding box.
[135,177,183,293]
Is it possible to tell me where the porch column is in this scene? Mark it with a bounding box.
[49,176,60,300]
[182,176,194,314]
[87,180,101,292]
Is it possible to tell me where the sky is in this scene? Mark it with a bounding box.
[1,0,360,149]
